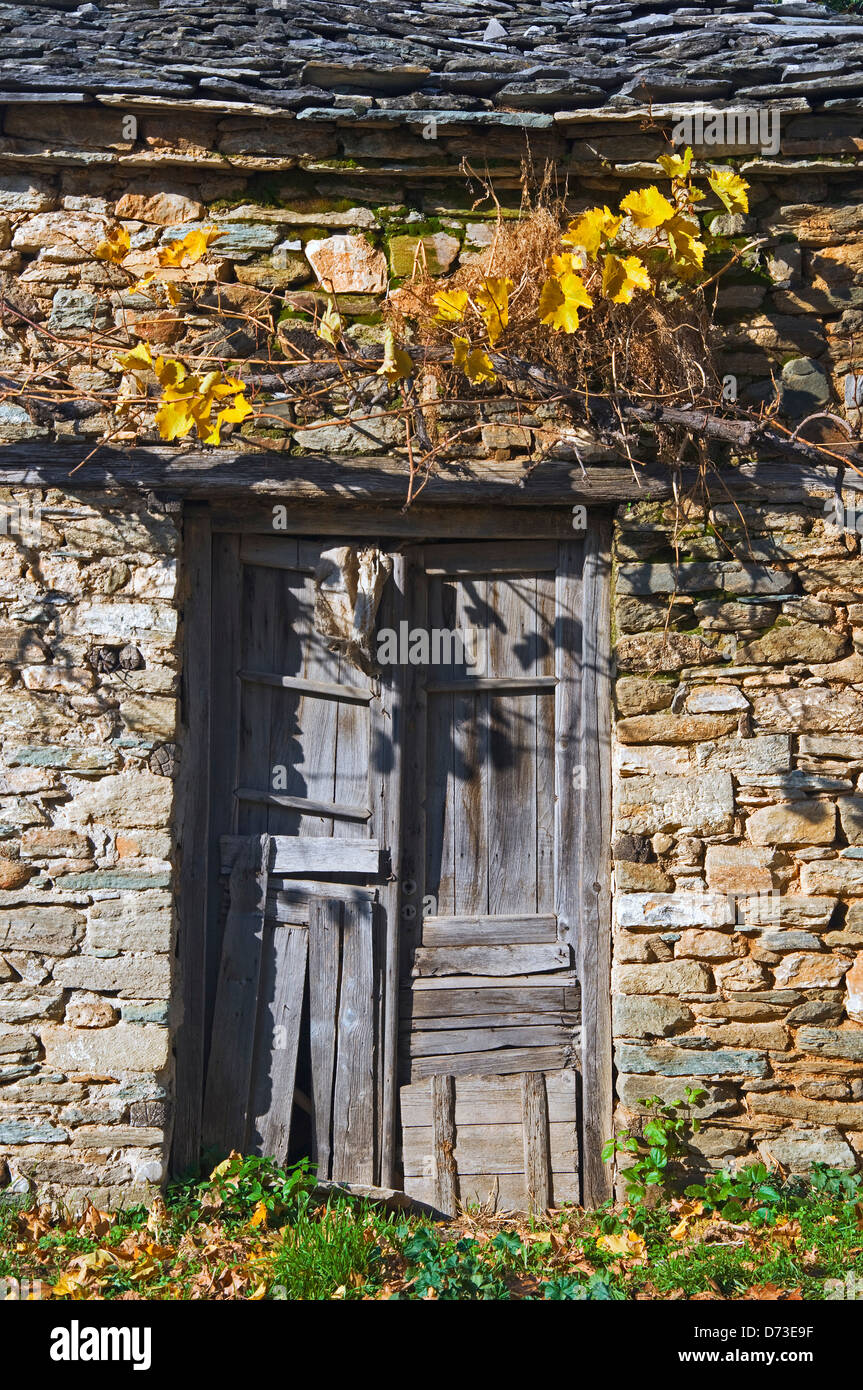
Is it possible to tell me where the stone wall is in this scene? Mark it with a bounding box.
[0,491,179,1209]
[1,100,863,1200]
[611,497,863,1174]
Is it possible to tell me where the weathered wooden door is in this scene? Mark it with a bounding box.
[398,540,591,1212]
[199,535,403,1187]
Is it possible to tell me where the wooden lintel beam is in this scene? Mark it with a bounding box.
[0,442,859,503]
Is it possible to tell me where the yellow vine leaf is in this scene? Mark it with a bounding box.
[707,168,750,215]
[665,214,707,273]
[94,225,131,264]
[546,251,584,277]
[452,336,496,385]
[377,328,413,383]
[474,277,513,346]
[163,282,182,306]
[538,272,593,334]
[619,186,676,230]
[433,288,469,323]
[657,147,693,181]
[153,356,187,390]
[128,275,156,296]
[601,253,652,304]
[115,342,153,374]
[561,206,621,259]
[317,304,342,347]
[157,226,223,268]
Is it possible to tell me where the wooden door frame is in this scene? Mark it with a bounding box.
[172,503,612,1204]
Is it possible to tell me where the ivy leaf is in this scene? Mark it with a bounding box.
[561,206,621,259]
[665,214,707,273]
[377,327,413,383]
[157,226,223,268]
[619,186,676,229]
[707,168,750,215]
[657,147,693,181]
[433,288,469,323]
[94,225,131,264]
[474,276,512,346]
[538,271,593,333]
[452,336,496,384]
[601,253,652,304]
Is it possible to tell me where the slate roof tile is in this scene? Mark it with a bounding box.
[0,0,859,116]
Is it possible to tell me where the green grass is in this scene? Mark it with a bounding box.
[2,1154,862,1301]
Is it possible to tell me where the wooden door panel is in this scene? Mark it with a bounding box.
[401,541,583,1212]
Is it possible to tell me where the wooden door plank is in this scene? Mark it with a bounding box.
[401,1011,578,1032]
[576,524,614,1207]
[373,552,407,1187]
[431,1074,459,1215]
[308,897,342,1180]
[397,547,428,1001]
[235,787,371,821]
[411,971,577,991]
[453,576,488,917]
[488,574,538,916]
[522,1073,552,1215]
[202,834,270,1154]
[409,1023,574,1056]
[411,1045,570,1079]
[241,535,315,571]
[251,925,308,1162]
[237,564,279,835]
[331,898,376,1185]
[412,943,570,977]
[423,541,559,575]
[425,574,455,915]
[221,835,381,875]
[401,1072,579,1126]
[407,985,579,1017]
[403,1119,577,1176]
[239,670,373,703]
[536,574,557,916]
[421,915,557,946]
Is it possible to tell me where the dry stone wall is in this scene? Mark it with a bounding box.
[612,498,863,1175]
[0,100,862,1199]
[0,491,179,1209]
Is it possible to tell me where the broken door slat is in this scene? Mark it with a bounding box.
[431,1074,459,1213]
[235,787,372,822]
[401,1011,579,1033]
[251,925,308,1163]
[202,834,270,1153]
[221,834,382,875]
[522,1073,552,1214]
[412,943,570,977]
[331,898,376,1184]
[309,898,342,1179]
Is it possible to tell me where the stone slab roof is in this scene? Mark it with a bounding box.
[0,0,862,119]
